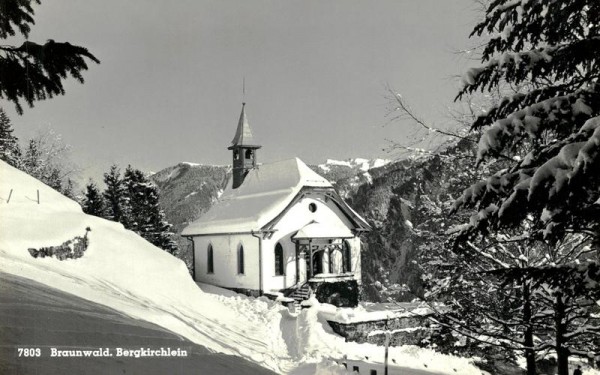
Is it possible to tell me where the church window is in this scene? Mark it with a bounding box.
[245,149,253,159]
[308,203,317,212]
[274,243,284,276]
[342,241,352,273]
[237,244,245,274]
[234,150,240,160]
[207,244,214,274]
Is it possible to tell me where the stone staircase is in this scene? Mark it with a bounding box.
[288,283,311,310]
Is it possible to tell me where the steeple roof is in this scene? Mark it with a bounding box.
[228,103,261,150]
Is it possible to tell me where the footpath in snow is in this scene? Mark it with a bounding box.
[0,160,487,374]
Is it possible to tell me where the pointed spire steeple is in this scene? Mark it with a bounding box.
[228,103,261,189]
[228,103,261,150]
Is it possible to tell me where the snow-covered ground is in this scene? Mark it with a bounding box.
[0,160,488,374]
[0,272,274,375]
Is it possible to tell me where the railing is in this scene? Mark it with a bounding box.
[308,273,355,282]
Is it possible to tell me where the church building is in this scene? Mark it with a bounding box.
[182,104,371,306]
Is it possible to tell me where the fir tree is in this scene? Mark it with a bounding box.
[44,167,62,191]
[61,178,76,200]
[21,138,43,178]
[0,108,21,167]
[123,166,145,233]
[450,1,600,373]
[102,165,132,227]
[145,207,179,256]
[0,0,99,114]
[453,0,600,244]
[123,165,178,255]
[82,181,106,217]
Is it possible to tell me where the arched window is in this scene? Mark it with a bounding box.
[237,244,245,274]
[274,243,284,276]
[233,150,240,160]
[342,241,352,273]
[207,244,214,274]
[245,149,253,159]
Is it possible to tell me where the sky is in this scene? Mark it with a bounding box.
[5,0,482,184]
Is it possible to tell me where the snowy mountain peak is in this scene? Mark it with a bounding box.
[318,158,390,173]
[181,161,201,167]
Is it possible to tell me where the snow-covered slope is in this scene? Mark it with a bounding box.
[0,160,292,372]
[0,273,275,375]
[0,160,487,374]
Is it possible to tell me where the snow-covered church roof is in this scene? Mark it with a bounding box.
[182,158,368,236]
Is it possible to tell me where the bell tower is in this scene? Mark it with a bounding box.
[228,103,261,189]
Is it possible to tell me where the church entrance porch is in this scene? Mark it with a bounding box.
[294,238,353,285]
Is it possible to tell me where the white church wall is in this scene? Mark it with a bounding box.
[190,193,364,293]
[274,195,354,243]
[192,234,260,291]
[261,236,293,292]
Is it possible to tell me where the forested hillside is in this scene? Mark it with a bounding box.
[349,140,486,302]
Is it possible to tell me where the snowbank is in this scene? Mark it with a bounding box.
[293,301,488,375]
[0,160,486,374]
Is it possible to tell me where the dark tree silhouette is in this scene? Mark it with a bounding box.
[102,165,132,227]
[82,180,106,217]
[123,165,178,255]
[0,0,100,114]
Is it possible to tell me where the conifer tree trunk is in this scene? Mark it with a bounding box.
[555,293,569,375]
[522,281,536,375]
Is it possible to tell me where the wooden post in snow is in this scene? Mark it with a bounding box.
[7,189,12,203]
[37,189,39,204]
[384,331,391,375]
